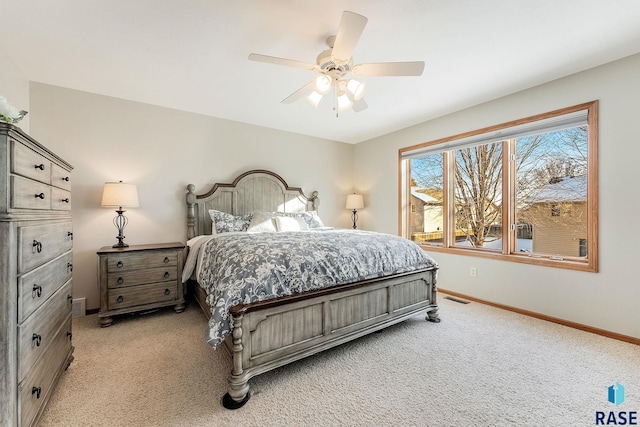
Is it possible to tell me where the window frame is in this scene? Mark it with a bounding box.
[398,101,598,272]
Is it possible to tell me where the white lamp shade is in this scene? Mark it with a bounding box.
[101,182,139,208]
[346,193,364,210]
[337,91,353,111]
[346,79,366,101]
[313,74,332,95]
[306,91,324,108]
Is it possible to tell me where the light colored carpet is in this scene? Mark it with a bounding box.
[38,296,639,427]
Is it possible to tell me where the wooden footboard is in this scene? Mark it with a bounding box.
[194,268,440,409]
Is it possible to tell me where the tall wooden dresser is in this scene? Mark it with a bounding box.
[0,122,74,427]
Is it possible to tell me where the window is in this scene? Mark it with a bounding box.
[399,101,598,272]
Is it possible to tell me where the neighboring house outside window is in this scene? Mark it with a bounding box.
[399,101,598,272]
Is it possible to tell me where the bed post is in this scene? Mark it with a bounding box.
[426,270,441,323]
[310,191,320,211]
[186,184,196,240]
[222,312,251,409]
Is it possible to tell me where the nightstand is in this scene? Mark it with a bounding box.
[97,242,185,327]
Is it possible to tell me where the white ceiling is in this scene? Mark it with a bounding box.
[1,0,640,144]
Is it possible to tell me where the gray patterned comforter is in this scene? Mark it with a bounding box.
[197,229,438,348]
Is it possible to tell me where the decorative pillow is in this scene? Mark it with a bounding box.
[298,211,325,228]
[274,215,309,232]
[247,212,277,232]
[208,210,253,234]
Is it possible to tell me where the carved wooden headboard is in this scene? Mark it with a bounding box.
[186,170,319,239]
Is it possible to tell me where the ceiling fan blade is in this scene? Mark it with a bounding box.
[248,53,317,71]
[331,11,368,64]
[352,98,368,112]
[352,61,425,77]
[281,82,314,104]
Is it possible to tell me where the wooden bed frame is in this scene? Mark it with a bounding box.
[185,169,440,409]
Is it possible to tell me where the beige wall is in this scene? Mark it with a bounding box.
[0,45,30,132]
[28,83,355,311]
[353,53,640,339]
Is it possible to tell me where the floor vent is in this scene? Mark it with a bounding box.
[72,298,86,317]
[444,296,471,304]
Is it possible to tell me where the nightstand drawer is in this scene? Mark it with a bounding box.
[108,281,178,309]
[107,250,178,272]
[18,251,73,322]
[107,266,178,288]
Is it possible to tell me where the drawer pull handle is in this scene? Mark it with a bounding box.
[67,262,73,272]
[32,387,42,399]
[117,295,124,303]
[68,231,74,240]
[63,176,70,181]
[117,277,124,285]
[163,272,170,279]
[67,295,73,304]
[35,164,45,171]
[32,284,42,298]
[117,261,124,268]
[35,192,45,199]
[164,289,170,296]
[32,333,42,347]
[62,198,70,203]
[163,257,170,263]
[67,331,73,340]
[33,240,42,253]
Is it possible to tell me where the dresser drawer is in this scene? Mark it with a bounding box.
[18,314,72,427]
[18,280,73,381]
[108,281,178,310]
[18,251,73,322]
[51,187,72,211]
[107,266,178,289]
[50,163,72,191]
[10,175,51,210]
[10,139,51,184]
[18,222,74,273]
[107,249,178,272]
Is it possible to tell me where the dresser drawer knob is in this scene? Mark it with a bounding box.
[32,284,42,298]
[32,387,41,399]
[35,192,45,199]
[117,295,124,303]
[117,277,124,285]
[67,331,73,340]
[68,231,74,240]
[117,261,124,268]
[163,272,170,279]
[67,295,73,304]
[35,164,45,171]
[163,256,170,263]
[62,198,70,203]
[32,240,42,253]
[62,176,70,181]
[32,333,42,347]
[67,262,73,272]
[164,289,171,296]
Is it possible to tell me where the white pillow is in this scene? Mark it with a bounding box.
[274,215,309,232]
[247,212,277,232]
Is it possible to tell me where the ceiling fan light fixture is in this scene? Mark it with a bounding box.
[336,91,353,111]
[313,74,332,95]
[346,79,366,100]
[306,91,324,108]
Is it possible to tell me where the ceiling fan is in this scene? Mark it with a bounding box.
[248,10,425,116]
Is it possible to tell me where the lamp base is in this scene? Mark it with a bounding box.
[112,241,129,249]
[351,209,359,229]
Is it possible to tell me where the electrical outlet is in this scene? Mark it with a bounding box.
[470,267,477,277]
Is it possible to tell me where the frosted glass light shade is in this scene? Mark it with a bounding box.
[346,79,366,100]
[101,182,139,208]
[306,91,324,108]
[313,74,332,95]
[337,91,353,111]
[346,193,364,210]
